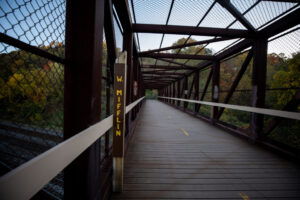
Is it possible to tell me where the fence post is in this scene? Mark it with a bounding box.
[112,52,127,192]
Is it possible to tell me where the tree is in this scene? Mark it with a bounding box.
[271,52,300,108]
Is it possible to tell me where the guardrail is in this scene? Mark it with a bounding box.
[0,96,145,200]
[158,96,300,120]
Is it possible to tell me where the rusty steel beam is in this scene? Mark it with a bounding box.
[263,90,300,136]
[217,39,252,60]
[64,0,105,199]
[143,73,181,77]
[143,76,178,80]
[140,37,231,54]
[259,8,300,38]
[187,76,195,99]
[104,0,117,64]
[217,50,253,119]
[177,80,181,106]
[144,79,173,83]
[217,0,255,32]
[112,0,132,32]
[0,33,65,64]
[132,24,253,38]
[183,76,188,109]
[173,82,176,104]
[194,72,200,112]
[139,52,216,60]
[211,61,220,120]
[156,57,194,68]
[141,64,195,70]
[142,71,186,75]
[197,69,213,112]
[250,39,267,141]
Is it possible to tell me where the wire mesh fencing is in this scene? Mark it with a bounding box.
[0,0,66,199]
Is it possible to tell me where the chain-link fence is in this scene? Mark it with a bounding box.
[0,0,66,199]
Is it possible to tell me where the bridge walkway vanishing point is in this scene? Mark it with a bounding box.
[112,100,300,200]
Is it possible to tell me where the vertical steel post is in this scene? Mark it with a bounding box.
[64,0,104,199]
[173,82,176,104]
[105,60,111,158]
[123,30,133,137]
[194,71,199,112]
[184,76,188,109]
[177,80,180,107]
[250,39,267,141]
[211,60,220,121]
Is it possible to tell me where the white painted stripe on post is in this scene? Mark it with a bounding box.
[0,96,145,200]
[158,96,300,120]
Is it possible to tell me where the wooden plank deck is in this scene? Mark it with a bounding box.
[112,100,300,200]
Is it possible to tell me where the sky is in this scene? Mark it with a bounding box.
[124,0,299,57]
[0,0,299,57]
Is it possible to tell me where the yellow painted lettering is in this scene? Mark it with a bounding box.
[117,117,121,123]
[116,90,122,96]
[117,76,123,82]
[116,130,121,136]
[117,103,121,109]
[117,110,121,116]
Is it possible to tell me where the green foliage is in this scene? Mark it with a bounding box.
[146,89,158,99]
[0,44,65,129]
[271,52,300,108]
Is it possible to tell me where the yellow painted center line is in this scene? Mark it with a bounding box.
[180,128,190,136]
[168,115,171,120]
[239,192,250,200]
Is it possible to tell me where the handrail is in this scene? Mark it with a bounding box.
[0,96,145,200]
[158,96,300,120]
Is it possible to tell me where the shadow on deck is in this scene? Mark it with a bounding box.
[112,100,300,200]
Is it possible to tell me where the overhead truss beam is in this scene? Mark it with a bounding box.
[140,37,232,54]
[217,0,255,32]
[139,52,216,60]
[142,65,196,70]
[132,24,254,38]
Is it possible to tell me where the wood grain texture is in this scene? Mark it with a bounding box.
[112,100,300,199]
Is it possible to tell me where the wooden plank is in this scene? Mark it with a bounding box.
[112,100,300,200]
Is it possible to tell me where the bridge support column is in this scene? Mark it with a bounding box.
[64,0,105,199]
[250,39,267,141]
[113,53,127,192]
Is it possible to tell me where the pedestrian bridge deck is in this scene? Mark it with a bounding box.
[112,100,300,200]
